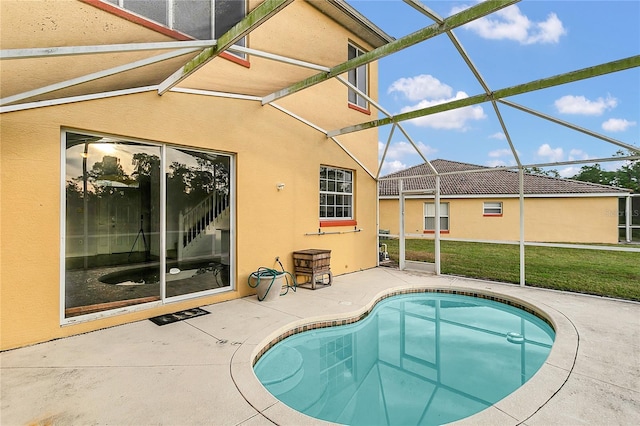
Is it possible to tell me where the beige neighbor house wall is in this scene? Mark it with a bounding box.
[0,1,381,350]
[379,196,620,244]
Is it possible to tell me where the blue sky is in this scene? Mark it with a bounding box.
[344,0,640,177]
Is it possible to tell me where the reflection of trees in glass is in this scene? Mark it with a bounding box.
[132,153,160,186]
[65,149,161,217]
[167,156,229,209]
[88,156,133,186]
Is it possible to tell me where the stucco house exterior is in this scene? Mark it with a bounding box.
[0,0,393,350]
[379,160,629,244]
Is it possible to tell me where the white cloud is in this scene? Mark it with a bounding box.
[487,148,518,167]
[568,149,590,161]
[378,141,437,175]
[554,95,617,115]
[379,140,437,161]
[387,74,452,102]
[452,4,566,45]
[558,166,581,178]
[486,159,507,167]
[488,148,513,158]
[399,91,487,130]
[489,132,506,140]
[537,143,564,162]
[380,160,408,175]
[602,118,637,132]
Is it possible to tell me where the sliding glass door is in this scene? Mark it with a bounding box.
[165,148,231,298]
[64,131,232,320]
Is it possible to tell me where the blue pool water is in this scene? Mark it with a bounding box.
[254,292,555,425]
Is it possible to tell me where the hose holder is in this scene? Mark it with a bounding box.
[248,267,296,301]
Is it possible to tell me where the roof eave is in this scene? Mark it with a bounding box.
[305,0,395,48]
[379,192,629,199]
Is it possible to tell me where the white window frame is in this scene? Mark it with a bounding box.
[483,201,503,216]
[60,129,236,325]
[319,166,354,221]
[347,43,368,109]
[424,202,449,231]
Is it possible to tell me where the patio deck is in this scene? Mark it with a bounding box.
[1,267,639,425]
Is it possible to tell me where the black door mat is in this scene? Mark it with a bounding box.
[149,307,210,326]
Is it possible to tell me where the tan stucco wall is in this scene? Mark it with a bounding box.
[379,197,621,244]
[0,90,378,350]
[0,0,382,349]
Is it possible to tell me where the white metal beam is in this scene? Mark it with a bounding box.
[0,40,216,59]
[158,0,293,95]
[330,56,640,136]
[0,86,157,113]
[0,48,199,107]
[261,0,519,105]
[169,87,262,102]
[226,45,330,72]
[335,75,437,175]
[268,103,375,179]
[499,99,640,154]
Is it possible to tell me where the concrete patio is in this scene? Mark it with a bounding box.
[1,267,639,425]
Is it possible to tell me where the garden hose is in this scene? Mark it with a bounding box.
[248,265,296,301]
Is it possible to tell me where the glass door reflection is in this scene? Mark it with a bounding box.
[165,148,231,297]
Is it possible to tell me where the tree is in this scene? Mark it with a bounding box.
[524,166,560,177]
[570,163,616,186]
[615,158,640,193]
[570,150,639,192]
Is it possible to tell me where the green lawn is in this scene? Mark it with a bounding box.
[382,238,640,301]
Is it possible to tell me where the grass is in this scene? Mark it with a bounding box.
[382,238,640,301]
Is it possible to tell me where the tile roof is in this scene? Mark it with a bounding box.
[379,159,629,197]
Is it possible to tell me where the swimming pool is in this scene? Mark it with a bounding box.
[254,291,555,425]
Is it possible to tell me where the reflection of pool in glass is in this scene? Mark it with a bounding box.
[254,292,555,426]
[99,261,225,286]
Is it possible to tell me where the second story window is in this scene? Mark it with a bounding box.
[105,0,246,43]
[347,43,368,110]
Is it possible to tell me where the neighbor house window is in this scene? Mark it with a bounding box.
[320,166,353,221]
[104,0,246,44]
[483,202,503,216]
[424,202,449,232]
[347,43,368,110]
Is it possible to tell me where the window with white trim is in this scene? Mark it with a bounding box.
[483,201,503,215]
[320,166,353,220]
[424,202,449,231]
[347,43,368,109]
[104,0,246,43]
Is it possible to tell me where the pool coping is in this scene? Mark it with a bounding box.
[230,284,579,425]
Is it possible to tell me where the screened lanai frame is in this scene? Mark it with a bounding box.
[2,0,639,286]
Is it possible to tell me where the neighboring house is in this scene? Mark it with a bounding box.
[0,0,393,350]
[379,160,629,244]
